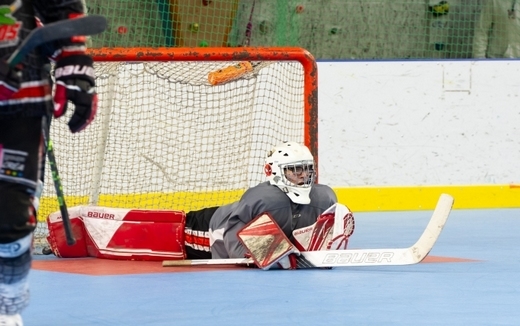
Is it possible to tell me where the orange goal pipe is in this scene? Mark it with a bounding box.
[87,47,319,173]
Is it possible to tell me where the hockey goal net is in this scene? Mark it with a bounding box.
[34,47,318,252]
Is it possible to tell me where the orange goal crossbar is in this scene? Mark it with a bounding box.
[87,47,319,168]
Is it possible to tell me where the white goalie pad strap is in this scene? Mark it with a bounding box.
[47,206,186,261]
[237,212,299,270]
[292,203,355,251]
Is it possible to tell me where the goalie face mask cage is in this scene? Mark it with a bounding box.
[264,141,315,204]
[281,161,315,187]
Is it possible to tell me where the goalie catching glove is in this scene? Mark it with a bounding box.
[53,54,98,133]
[0,60,22,101]
[293,203,355,252]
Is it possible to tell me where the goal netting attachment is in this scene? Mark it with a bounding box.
[34,47,318,253]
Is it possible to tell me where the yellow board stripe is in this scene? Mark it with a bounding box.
[335,184,520,211]
[38,184,520,222]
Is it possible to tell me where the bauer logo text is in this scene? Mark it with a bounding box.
[86,211,115,219]
[55,65,95,79]
[321,252,394,265]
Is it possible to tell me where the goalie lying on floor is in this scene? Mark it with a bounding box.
[45,142,355,270]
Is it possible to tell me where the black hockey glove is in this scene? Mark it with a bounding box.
[0,59,21,101]
[53,54,98,133]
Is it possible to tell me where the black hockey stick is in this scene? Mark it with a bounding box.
[8,15,107,66]
[40,115,75,245]
[7,15,108,246]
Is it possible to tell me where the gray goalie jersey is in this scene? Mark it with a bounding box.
[209,181,337,259]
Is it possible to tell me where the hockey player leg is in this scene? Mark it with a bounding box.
[0,234,32,326]
[0,184,36,326]
[0,117,42,324]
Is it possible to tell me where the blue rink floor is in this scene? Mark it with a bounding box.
[24,208,520,326]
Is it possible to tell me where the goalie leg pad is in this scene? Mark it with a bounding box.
[48,206,187,261]
[46,207,88,258]
[0,235,32,315]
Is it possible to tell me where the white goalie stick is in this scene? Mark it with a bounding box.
[6,15,107,246]
[163,193,454,268]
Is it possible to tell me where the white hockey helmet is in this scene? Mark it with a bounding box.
[264,141,316,204]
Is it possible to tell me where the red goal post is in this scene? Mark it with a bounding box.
[35,47,319,250]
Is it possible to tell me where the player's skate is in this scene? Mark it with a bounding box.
[0,314,23,326]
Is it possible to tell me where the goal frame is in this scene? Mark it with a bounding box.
[86,46,319,173]
[34,47,319,252]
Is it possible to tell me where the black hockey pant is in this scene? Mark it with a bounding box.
[0,117,42,243]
